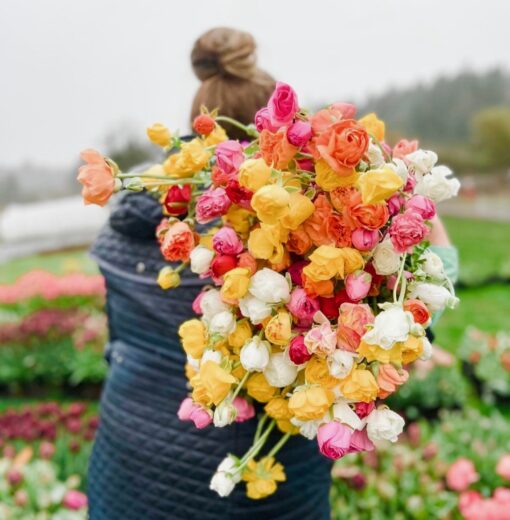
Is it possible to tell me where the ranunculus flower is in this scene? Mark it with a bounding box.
[362,305,412,349]
[357,167,404,205]
[496,454,510,481]
[304,320,337,357]
[377,364,409,398]
[288,335,312,365]
[237,252,257,276]
[317,421,353,460]
[212,227,243,255]
[393,139,418,160]
[348,428,375,454]
[387,193,405,216]
[354,401,375,419]
[287,260,309,286]
[259,129,297,169]
[349,201,389,230]
[288,386,334,421]
[163,184,192,216]
[210,456,241,497]
[160,221,195,262]
[287,287,320,327]
[239,294,273,324]
[327,349,355,379]
[405,149,438,175]
[251,184,290,225]
[286,120,312,148]
[446,458,479,491]
[240,336,271,372]
[189,405,213,429]
[195,187,232,224]
[408,282,458,312]
[415,165,461,203]
[403,299,430,325]
[254,107,278,132]
[316,120,369,173]
[221,267,251,302]
[345,271,372,301]
[233,397,255,423]
[265,311,292,346]
[190,246,214,275]
[338,368,379,403]
[405,194,436,220]
[310,102,357,134]
[337,303,374,351]
[366,408,405,443]
[358,113,385,141]
[420,250,446,280]
[146,123,171,146]
[225,180,252,206]
[389,209,429,253]
[249,268,290,304]
[372,239,402,276]
[238,158,272,192]
[210,254,238,278]
[267,82,299,127]
[208,311,236,337]
[177,397,195,421]
[62,490,88,510]
[213,401,237,427]
[215,140,244,176]
[199,289,231,322]
[263,352,298,387]
[77,149,116,206]
[351,228,379,251]
[193,114,216,135]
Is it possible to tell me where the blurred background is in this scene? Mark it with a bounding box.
[1,1,509,518]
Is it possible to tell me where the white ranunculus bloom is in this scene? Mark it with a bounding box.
[189,246,214,275]
[387,158,409,184]
[208,311,236,337]
[213,401,237,427]
[327,350,355,380]
[249,268,290,304]
[420,250,446,280]
[201,350,222,366]
[420,336,433,361]
[238,294,273,324]
[372,240,402,276]
[200,289,231,323]
[366,408,405,443]
[186,355,200,371]
[263,352,298,387]
[363,305,412,349]
[290,418,321,440]
[332,400,363,431]
[405,149,438,176]
[240,336,271,372]
[415,165,461,203]
[409,282,459,313]
[210,456,241,497]
[367,142,385,168]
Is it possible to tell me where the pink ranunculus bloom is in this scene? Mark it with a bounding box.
[267,82,299,128]
[254,107,278,132]
[212,227,243,256]
[496,454,510,481]
[387,193,405,216]
[287,287,320,327]
[195,187,232,224]
[287,261,309,286]
[177,397,195,421]
[189,406,213,429]
[446,458,479,491]
[351,228,379,251]
[389,209,429,253]
[286,121,312,148]
[337,303,374,352]
[345,271,372,301]
[392,139,419,160]
[215,140,244,176]
[354,402,375,419]
[233,397,255,423]
[317,421,353,460]
[192,292,205,314]
[62,490,88,510]
[296,158,315,172]
[404,172,417,192]
[348,428,375,454]
[386,271,412,291]
[405,195,436,220]
[288,335,312,365]
[304,320,337,357]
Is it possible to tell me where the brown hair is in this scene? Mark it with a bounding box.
[190,27,275,140]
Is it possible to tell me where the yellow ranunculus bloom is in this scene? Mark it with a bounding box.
[185,363,197,381]
[230,355,247,380]
[340,248,365,276]
[315,160,359,191]
[157,266,181,289]
[281,192,315,230]
[264,397,293,420]
[358,113,386,142]
[338,368,379,403]
[401,335,424,364]
[178,319,207,359]
[163,138,211,178]
[222,206,253,236]
[203,124,228,146]
[246,373,277,403]
[303,246,344,281]
[288,386,334,421]
[220,268,251,302]
[199,361,236,406]
[358,168,404,205]
[190,376,211,406]
[305,356,340,388]
[276,419,300,435]
[242,457,286,500]
[264,311,292,346]
[146,123,171,147]
[228,320,252,352]
[251,185,290,225]
[238,158,272,192]
[357,340,403,364]
[248,225,286,264]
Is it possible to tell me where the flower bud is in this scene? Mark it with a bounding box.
[146,123,171,147]
[240,336,271,372]
[157,267,181,290]
[213,401,238,427]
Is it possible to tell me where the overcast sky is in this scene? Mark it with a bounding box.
[1,0,509,169]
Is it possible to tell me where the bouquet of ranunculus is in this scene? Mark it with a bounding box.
[78,82,460,500]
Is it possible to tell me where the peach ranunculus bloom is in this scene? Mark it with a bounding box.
[376,364,409,398]
[315,120,369,173]
[259,129,297,170]
[337,303,374,352]
[77,149,116,206]
[392,138,419,160]
[310,103,357,134]
[160,222,196,262]
[302,273,334,298]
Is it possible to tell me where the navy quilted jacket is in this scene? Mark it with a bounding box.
[87,192,333,520]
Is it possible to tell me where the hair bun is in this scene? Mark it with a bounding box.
[191,27,257,81]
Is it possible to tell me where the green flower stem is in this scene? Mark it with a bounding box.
[238,420,276,469]
[393,253,408,304]
[266,432,291,459]
[174,262,189,274]
[254,413,268,444]
[230,371,250,402]
[215,116,259,137]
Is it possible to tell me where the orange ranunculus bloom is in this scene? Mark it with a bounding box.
[326,213,352,248]
[377,364,409,398]
[259,129,297,170]
[302,195,335,247]
[287,227,313,255]
[302,273,334,298]
[349,202,390,230]
[160,221,195,262]
[404,299,430,325]
[77,149,115,206]
[329,187,361,214]
[270,248,291,272]
[315,120,369,172]
[237,252,258,276]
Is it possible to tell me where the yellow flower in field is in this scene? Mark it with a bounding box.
[281,192,315,230]
[199,361,236,406]
[223,206,253,236]
[221,268,251,302]
[246,373,277,403]
[303,246,344,281]
[264,397,293,420]
[242,457,286,500]
[146,123,171,147]
[305,356,340,389]
[228,320,252,352]
[157,266,181,289]
[178,319,207,359]
[238,158,272,192]
[288,386,334,421]
[358,113,386,142]
[315,160,359,191]
[264,311,292,346]
[357,340,403,364]
[401,335,424,364]
[358,168,404,205]
[203,124,228,146]
[163,138,211,178]
[338,368,379,403]
[251,185,290,225]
